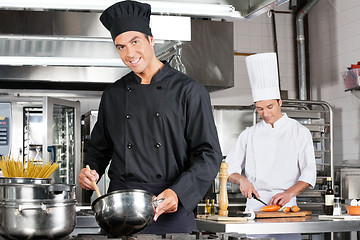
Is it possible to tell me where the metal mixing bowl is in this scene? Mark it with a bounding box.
[91,189,162,236]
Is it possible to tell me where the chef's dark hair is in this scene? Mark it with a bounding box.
[100,0,153,41]
[255,99,281,104]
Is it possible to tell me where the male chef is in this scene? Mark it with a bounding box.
[226,53,316,239]
[78,0,222,235]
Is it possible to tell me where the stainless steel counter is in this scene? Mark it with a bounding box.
[196,216,360,235]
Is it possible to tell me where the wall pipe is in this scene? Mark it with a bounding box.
[296,0,319,100]
[270,10,281,91]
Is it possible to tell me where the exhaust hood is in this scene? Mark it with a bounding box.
[0,0,287,91]
[229,0,289,19]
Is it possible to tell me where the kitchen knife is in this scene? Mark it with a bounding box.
[252,193,268,206]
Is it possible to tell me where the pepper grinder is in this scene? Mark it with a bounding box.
[218,162,229,216]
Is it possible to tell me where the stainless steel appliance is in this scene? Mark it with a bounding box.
[0,11,234,92]
[0,103,11,157]
[0,96,82,201]
[340,168,360,200]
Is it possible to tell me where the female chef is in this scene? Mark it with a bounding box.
[78,0,222,235]
[226,53,317,240]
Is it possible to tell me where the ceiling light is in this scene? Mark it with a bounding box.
[0,56,126,67]
[0,0,241,19]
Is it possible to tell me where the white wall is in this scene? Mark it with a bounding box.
[308,0,360,164]
[210,4,297,106]
[210,1,360,164]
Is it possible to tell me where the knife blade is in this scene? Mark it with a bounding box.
[252,193,268,206]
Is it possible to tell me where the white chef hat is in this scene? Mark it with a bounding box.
[245,52,280,102]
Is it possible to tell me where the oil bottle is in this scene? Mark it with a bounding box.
[205,199,211,215]
[324,177,334,215]
[210,199,216,215]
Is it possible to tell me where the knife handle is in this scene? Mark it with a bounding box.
[252,193,268,206]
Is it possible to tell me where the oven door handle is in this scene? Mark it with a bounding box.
[47,145,56,163]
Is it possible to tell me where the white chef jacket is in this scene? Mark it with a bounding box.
[227,113,317,211]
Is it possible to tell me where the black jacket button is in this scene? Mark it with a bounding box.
[155,112,161,117]
[127,87,132,92]
[127,143,133,149]
[126,114,132,119]
[156,174,162,179]
[157,86,162,90]
[155,143,161,148]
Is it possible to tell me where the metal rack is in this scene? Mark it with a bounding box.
[23,107,43,164]
[51,105,76,184]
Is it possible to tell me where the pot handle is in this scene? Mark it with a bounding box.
[153,198,164,208]
[48,184,72,193]
[18,204,47,212]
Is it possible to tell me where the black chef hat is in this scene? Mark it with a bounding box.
[100,0,152,41]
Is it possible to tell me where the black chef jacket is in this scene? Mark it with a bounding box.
[85,62,222,227]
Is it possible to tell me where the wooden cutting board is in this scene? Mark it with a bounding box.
[254,210,312,218]
[197,214,248,222]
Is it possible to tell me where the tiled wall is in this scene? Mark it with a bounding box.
[211,1,360,164]
[210,4,297,106]
[308,0,360,163]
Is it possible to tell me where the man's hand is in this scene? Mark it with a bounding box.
[270,181,311,206]
[153,188,178,221]
[229,173,259,199]
[78,167,99,190]
[270,192,294,206]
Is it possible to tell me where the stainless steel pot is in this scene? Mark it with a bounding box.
[0,182,75,232]
[1,183,76,201]
[0,178,53,227]
[0,177,52,184]
[1,199,76,239]
[92,189,163,236]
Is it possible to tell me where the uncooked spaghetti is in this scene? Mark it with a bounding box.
[0,155,59,178]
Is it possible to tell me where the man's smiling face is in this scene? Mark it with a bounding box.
[114,31,155,75]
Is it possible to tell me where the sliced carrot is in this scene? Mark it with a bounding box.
[291,205,300,212]
[260,205,281,212]
[280,206,291,212]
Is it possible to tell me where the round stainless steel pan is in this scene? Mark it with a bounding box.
[91,189,162,236]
